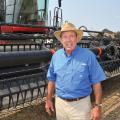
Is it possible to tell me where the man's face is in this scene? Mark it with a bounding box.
[61,31,77,52]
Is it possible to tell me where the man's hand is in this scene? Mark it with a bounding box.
[45,81,55,116]
[92,83,102,120]
[91,107,102,120]
[45,99,55,116]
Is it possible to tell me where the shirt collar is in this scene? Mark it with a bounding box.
[63,45,79,57]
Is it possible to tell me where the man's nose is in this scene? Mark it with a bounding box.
[65,37,72,41]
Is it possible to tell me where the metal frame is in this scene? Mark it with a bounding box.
[0,65,48,110]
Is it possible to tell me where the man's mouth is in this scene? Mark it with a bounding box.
[66,43,73,48]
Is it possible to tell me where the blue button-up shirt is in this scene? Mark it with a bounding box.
[47,46,106,99]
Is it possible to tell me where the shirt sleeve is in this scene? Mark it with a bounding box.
[47,55,56,82]
[88,51,106,84]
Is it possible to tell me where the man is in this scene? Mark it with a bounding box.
[45,22,106,120]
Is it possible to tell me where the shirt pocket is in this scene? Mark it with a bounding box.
[74,63,88,79]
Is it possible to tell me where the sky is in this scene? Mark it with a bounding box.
[48,0,120,32]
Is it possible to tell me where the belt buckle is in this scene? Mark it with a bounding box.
[66,98,79,102]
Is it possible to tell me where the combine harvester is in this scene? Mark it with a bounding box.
[0,0,120,113]
[0,0,62,111]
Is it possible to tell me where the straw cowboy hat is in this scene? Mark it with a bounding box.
[54,22,83,42]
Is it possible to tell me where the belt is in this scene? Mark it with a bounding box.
[58,96,87,102]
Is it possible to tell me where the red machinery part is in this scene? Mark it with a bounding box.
[0,40,11,44]
[98,47,102,58]
[0,26,1,33]
[50,49,55,55]
[1,25,48,33]
[1,25,13,33]
[48,49,55,64]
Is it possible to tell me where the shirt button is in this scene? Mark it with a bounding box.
[79,75,83,77]
[68,60,71,64]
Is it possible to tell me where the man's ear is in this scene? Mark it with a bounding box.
[60,39,63,44]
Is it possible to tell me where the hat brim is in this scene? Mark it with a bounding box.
[54,30,83,43]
